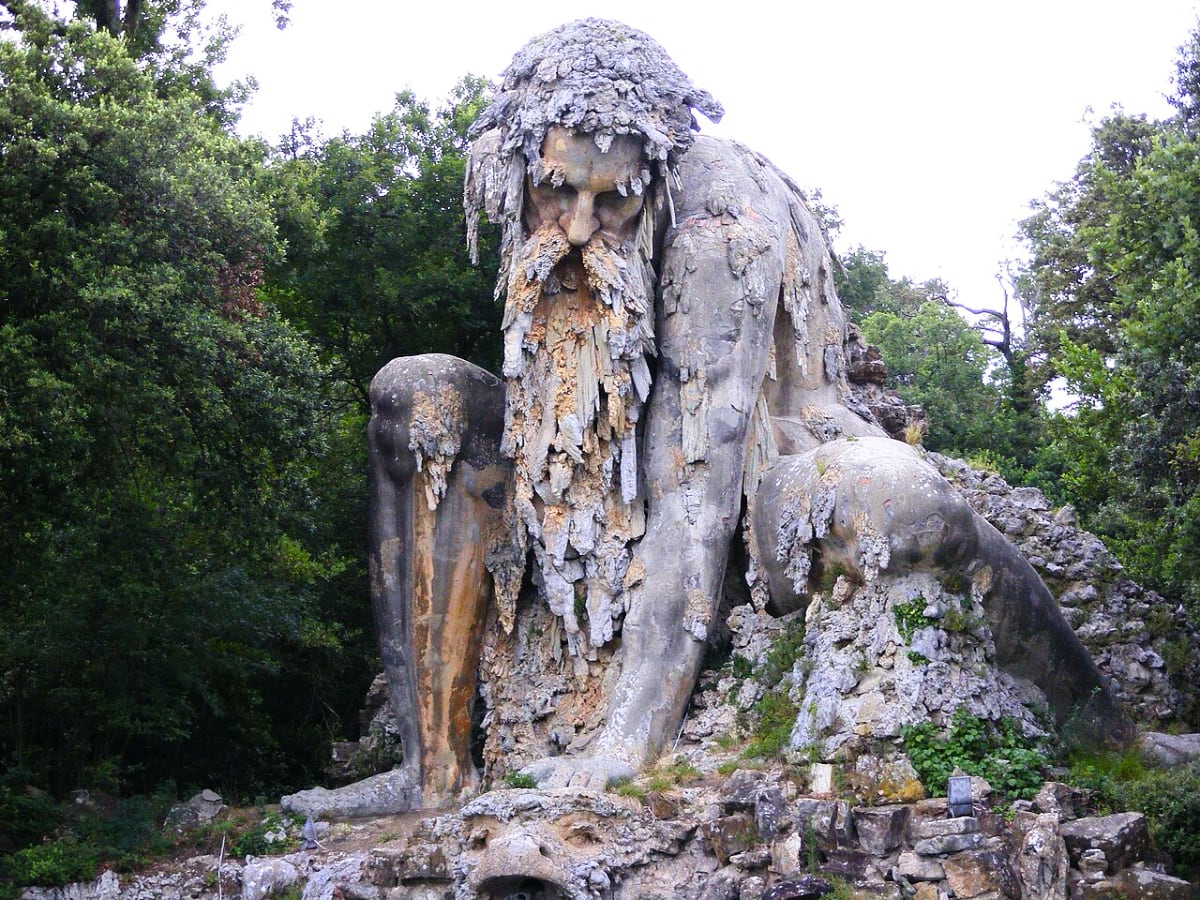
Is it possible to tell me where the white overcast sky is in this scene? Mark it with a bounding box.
[205,0,1200,310]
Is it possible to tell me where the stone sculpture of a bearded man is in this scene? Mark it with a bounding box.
[285,18,1129,817]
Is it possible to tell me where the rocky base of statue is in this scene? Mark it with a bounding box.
[52,767,1200,899]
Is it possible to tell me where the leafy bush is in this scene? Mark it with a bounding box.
[1067,752,1200,878]
[502,772,536,789]
[231,812,303,858]
[902,708,1047,800]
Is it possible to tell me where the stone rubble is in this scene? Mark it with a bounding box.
[25,773,1198,899]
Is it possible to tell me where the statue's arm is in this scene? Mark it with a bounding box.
[367,353,513,807]
[590,140,791,767]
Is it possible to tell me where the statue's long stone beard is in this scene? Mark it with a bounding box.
[500,223,656,660]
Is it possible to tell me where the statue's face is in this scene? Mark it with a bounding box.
[525,126,646,246]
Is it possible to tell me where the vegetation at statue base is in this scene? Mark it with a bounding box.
[1065,750,1200,879]
[901,708,1049,801]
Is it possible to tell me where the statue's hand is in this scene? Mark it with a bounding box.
[519,756,635,791]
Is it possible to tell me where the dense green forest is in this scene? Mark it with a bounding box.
[1,0,1199,875]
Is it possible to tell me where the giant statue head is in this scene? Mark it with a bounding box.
[465,17,723,271]
[462,19,725,659]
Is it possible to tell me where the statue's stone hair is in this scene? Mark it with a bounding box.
[464,18,723,269]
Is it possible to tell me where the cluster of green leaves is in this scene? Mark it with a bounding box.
[892,596,929,643]
[0,1,379,809]
[738,617,806,759]
[901,708,1048,800]
[230,811,304,858]
[1016,24,1200,626]
[0,790,173,891]
[1066,751,1200,878]
[836,249,1046,486]
[262,78,502,407]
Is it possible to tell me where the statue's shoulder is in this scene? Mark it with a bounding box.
[675,134,810,222]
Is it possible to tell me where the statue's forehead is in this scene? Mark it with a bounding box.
[539,126,645,180]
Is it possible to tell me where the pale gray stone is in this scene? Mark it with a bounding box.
[1013,812,1069,900]
[1059,812,1150,873]
[897,850,945,882]
[913,831,985,856]
[1138,732,1200,767]
[241,858,299,900]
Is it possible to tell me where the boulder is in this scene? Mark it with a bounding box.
[1012,812,1069,900]
[762,875,834,899]
[852,805,910,856]
[941,848,1019,899]
[1114,866,1198,899]
[1059,812,1150,873]
[1138,732,1200,768]
[241,857,300,900]
[897,850,945,882]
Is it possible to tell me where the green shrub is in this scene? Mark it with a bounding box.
[502,771,537,789]
[743,689,799,759]
[2,838,99,888]
[1066,752,1200,878]
[231,813,302,858]
[893,596,929,643]
[902,708,1047,800]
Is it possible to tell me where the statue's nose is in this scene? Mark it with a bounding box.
[562,192,598,246]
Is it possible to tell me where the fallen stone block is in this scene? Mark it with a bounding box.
[913,831,985,857]
[1138,732,1200,768]
[941,848,1019,899]
[897,850,945,882]
[1059,812,1149,873]
[852,804,910,856]
[1114,866,1197,899]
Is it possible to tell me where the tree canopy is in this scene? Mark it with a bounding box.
[1017,23,1200,613]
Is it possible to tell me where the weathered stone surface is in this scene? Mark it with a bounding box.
[282,769,418,819]
[241,858,299,900]
[1114,866,1198,899]
[770,833,804,876]
[1059,812,1150,873]
[761,875,834,899]
[942,849,1019,899]
[1034,782,1083,821]
[915,815,980,840]
[897,850,945,882]
[19,870,122,900]
[698,867,744,900]
[705,813,759,865]
[1139,732,1200,767]
[852,805,910,855]
[163,790,225,832]
[794,799,838,848]
[1078,849,1108,882]
[913,831,985,857]
[1013,812,1069,900]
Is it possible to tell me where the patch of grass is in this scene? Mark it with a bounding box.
[502,771,537,789]
[716,760,738,776]
[612,778,646,799]
[743,689,799,760]
[760,617,807,688]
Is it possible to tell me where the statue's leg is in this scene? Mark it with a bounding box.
[752,436,1133,745]
[368,353,513,807]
